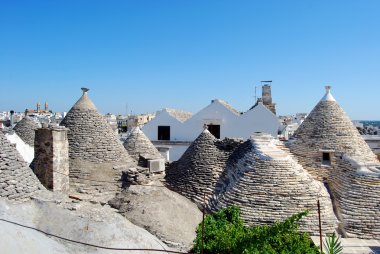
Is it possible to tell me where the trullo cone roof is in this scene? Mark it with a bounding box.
[209,133,336,234]
[13,117,40,147]
[60,88,133,163]
[165,129,240,206]
[292,86,377,162]
[0,131,44,202]
[123,127,162,163]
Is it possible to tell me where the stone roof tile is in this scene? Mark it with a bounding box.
[0,131,44,202]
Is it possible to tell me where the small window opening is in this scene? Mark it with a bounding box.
[207,124,220,139]
[158,126,170,140]
[322,152,331,165]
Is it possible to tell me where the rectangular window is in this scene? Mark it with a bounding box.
[322,152,331,165]
[207,124,221,139]
[158,126,170,140]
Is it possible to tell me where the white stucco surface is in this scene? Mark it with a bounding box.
[143,100,280,142]
[5,132,34,163]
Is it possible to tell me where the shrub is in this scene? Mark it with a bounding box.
[193,206,319,254]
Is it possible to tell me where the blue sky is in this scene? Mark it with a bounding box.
[0,0,379,120]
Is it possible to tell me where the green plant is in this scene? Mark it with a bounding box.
[193,206,320,254]
[323,232,343,254]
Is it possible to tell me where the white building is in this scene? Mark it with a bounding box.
[143,99,279,142]
[142,108,193,141]
[142,99,280,161]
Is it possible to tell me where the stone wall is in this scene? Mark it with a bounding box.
[34,126,70,193]
[0,131,44,202]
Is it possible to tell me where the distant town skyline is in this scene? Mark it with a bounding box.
[1,1,379,120]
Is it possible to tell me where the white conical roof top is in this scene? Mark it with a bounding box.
[320,85,336,102]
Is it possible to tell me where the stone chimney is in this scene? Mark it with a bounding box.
[34,126,70,192]
[261,84,277,115]
[262,84,273,105]
[10,110,14,126]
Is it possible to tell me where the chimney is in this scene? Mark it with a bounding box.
[10,110,15,126]
[34,126,70,192]
[262,84,273,105]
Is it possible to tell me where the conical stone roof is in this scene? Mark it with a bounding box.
[0,131,44,202]
[330,156,380,239]
[60,88,135,193]
[290,86,378,180]
[209,133,336,235]
[13,117,40,147]
[165,129,241,206]
[123,127,162,165]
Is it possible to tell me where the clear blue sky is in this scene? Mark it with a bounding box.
[0,0,379,120]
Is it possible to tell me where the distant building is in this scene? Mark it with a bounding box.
[116,115,129,133]
[142,98,280,161]
[143,99,279,143]
[104,113,118,132]
[127,113,156,130]
[26,101,51,116]
[278,113,308,140]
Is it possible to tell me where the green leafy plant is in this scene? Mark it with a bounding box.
[193,206,320,254]
[323,232,343,254]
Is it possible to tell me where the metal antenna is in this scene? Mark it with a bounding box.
[254,85,257,103]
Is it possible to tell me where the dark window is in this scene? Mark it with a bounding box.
[158,126,170,140]
[207,124,220,139]
[322,152,331,165]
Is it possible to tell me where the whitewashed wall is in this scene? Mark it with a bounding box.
[143,100,280,142]
[142,109,183,141]
[178,100,240,141]
[237,103,280,138]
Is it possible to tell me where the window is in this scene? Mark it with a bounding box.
[322,152,331,165]
[207,124,220,139]
[158,126,170,140]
